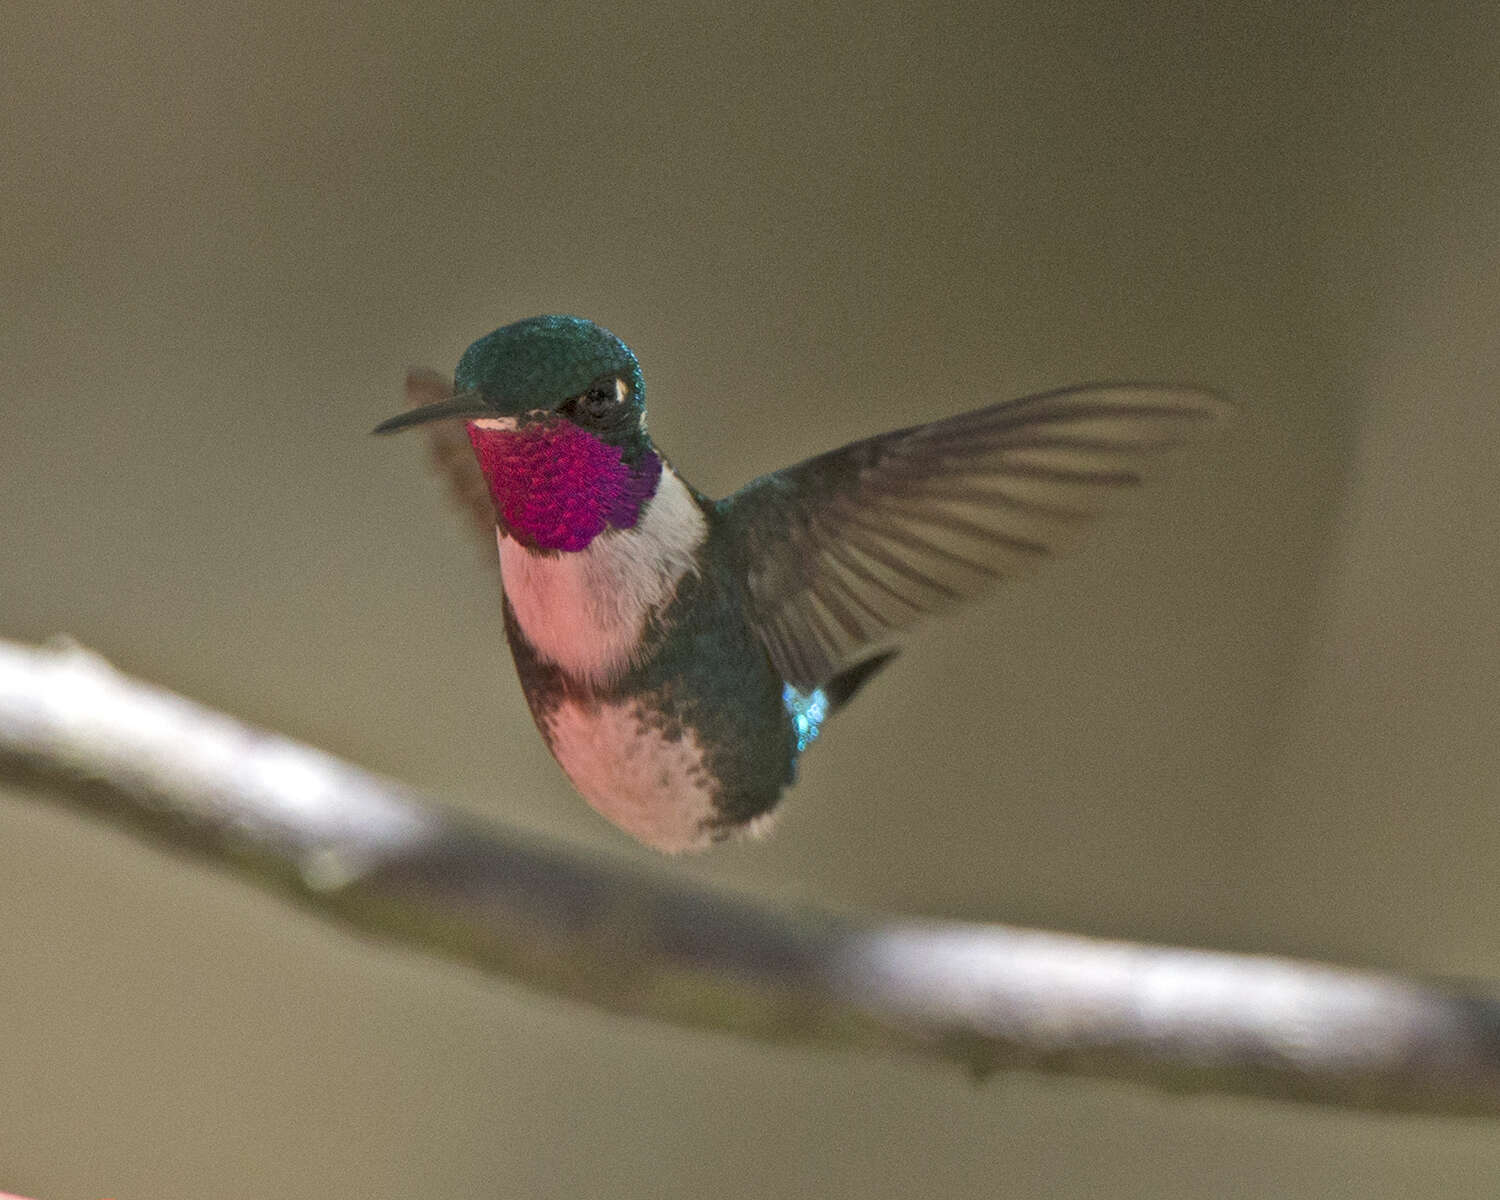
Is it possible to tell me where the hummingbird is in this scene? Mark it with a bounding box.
[375,315,1227,852]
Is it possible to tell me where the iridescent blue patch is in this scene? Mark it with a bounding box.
[782,684,830,755]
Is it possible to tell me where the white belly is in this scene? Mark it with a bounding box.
[543,698,719,852]
[498,466,706,686]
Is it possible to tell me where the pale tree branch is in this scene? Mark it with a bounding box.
[1,636,1497,1115]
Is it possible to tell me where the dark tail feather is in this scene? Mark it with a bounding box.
[824,650,898,713]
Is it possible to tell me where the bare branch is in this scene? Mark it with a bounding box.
[1,636,1497,1115]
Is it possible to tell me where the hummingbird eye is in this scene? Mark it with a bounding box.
[579,378,625,419]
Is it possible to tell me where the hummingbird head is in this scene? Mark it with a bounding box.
[375,314,649,443]
[375,315,663,553]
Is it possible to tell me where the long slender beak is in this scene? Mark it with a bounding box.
[372,390,490,434]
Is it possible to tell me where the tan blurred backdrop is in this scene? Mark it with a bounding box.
[4,2,1500,1196]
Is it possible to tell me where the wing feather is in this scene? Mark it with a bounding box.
[717,382,1229,688]
[403,368,501,558]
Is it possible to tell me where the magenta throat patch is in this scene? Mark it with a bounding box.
[467,420,662,552]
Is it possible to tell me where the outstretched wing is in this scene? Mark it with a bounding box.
[404,368,500,554]
[716,383,1230,690]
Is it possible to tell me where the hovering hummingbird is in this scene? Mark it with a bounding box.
[376,315,1227,852]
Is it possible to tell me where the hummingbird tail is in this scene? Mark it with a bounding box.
[823,650,899,714]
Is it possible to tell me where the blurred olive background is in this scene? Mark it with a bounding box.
[4,1,1500,1196]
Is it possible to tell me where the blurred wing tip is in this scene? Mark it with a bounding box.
[1166,385,1235,422]
[1091,381,1236,422]
[404,367,455,406]
[1060,377,1221,397]
[1026,382,1237,446]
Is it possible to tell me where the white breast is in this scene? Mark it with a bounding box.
[498,466,707,686]
[545,698,719,852]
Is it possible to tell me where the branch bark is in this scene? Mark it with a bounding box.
[2,636,1497,1115]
